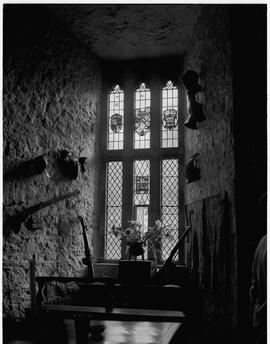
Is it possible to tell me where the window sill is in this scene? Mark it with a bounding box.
[93,261,188,280]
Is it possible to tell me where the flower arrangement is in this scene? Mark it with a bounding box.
[112,220,142,243]
[112,219,174,261]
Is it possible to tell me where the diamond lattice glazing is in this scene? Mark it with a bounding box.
[161,159,179,261]
[105,161,123,259]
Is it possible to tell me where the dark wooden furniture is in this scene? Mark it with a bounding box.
[35,276,91,309]
[33,261,190,344]
[40,304,185,322]
[77,283,187,311]
[87,320,181,344]
[40,305,185,344]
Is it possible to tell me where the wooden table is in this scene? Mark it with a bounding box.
[40,305,185,344]
[86,320,181,344]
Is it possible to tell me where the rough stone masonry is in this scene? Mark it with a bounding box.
[3,5,102,319]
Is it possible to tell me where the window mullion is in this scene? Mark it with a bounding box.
[121,81,134,258]
[123,80,134,154]
[149,78,161,261]
[150,76,161,152]
[149,77,161,219]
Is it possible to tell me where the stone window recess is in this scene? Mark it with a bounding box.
[98,60,186,265]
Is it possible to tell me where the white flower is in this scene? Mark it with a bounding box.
[155,219,161,229]
[125,228,132,236]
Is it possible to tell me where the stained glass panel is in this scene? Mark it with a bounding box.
[134,160,150,205]
[161,159,179,261]
[107,85,124,150]
[105,161,123,259]
[161,81,178,148]
[134,83,151,149]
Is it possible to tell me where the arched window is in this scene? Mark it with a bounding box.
[99,61,185,263]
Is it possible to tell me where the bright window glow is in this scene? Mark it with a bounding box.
[161,81,178,148]
[105,161,123,259]
[107,85,124,150]
[134,160,150,205]
[161,159,179,261]
[134,83,151,149]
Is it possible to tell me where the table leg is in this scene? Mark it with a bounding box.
[74,316,90,344]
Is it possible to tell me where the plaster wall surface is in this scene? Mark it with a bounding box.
[3,5,102,319]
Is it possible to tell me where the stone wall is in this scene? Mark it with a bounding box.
[3,5,102,319]
[183,5,237,333]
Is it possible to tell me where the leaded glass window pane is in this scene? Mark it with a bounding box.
[135,206,148,235]
[161,159,179,261]
[134,160,150,205]
[105,161,123,259]
[134,83,151,149]
[135,206,149,259]
[161,81,178,148]
[107,85,124,150]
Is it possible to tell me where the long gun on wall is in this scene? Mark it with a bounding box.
[5,189,80,233]
[78,216,95,281]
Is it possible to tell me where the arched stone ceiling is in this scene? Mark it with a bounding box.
[48,4,202,60]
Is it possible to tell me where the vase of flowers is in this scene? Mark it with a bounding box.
[112,219,174,262]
